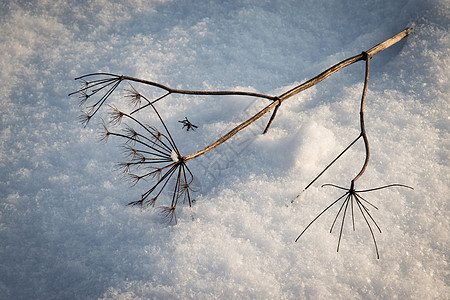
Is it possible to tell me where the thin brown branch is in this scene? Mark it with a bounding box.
[278,28,410,102]
[184,28,410,162]
[293,135,361,202]
[184,99,281,161]
[121,75,278,101]
[352,52,371,183]
[71,29,412,238]
[263,98,281,134]
[365,28,411,57]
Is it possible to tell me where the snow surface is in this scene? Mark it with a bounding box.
[1,0,449,299]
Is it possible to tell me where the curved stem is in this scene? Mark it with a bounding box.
[263,99,281,134]
[352,52,371,183]
[122,75,278,101]
[72,29,411,164]
[184,99,280,161]
[143,95,181,154]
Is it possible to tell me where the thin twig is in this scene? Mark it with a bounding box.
[263,98,281,134]
[294,49,412,258]
[70,29,412,234]
[352,51,371,184]
[185,29,410,161]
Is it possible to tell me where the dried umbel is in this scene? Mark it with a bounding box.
[70,28,413,256]
[104,86,194,222]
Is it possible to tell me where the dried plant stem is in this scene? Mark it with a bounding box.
[70,28,412,231]
[296,135,361,198]
[352,52,371,184]
[294,52,413,258]
[71,29,410,162]
[264,28,410,132]
[120,75,278,101]
[71,29,409,163]
[296,52,371,197]
[263,100,281,134]
[184,98,281,161]
[184,28,410,161]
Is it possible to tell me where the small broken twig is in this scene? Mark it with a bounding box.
[178,117,198,131]
[294,52,413,258]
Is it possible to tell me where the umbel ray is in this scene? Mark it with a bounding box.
[70,28,413,258]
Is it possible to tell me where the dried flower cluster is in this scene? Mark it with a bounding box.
[70,77,194,223]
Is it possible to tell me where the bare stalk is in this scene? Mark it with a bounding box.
[352,52,371,184]
[121,75,278,101]
[184,28,410,161]
[184,98,281,161]
[70,29,410,158]
[294,51,413,259]
[70,28,412,232]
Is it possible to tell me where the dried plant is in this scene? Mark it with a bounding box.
[70,29,413,254]
[293,54,413,258]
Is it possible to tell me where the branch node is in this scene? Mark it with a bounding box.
[263,97,282,134]
[361,51,370,61]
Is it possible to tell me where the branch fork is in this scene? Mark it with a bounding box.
[69,29,413,252]
[294,50,412,258]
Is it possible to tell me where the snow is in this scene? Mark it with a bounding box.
[1,0,449,299]
[171,150,180,163]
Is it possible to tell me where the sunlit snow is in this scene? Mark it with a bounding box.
[1,0,448,299]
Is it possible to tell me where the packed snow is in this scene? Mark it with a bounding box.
[1,0,448,299]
